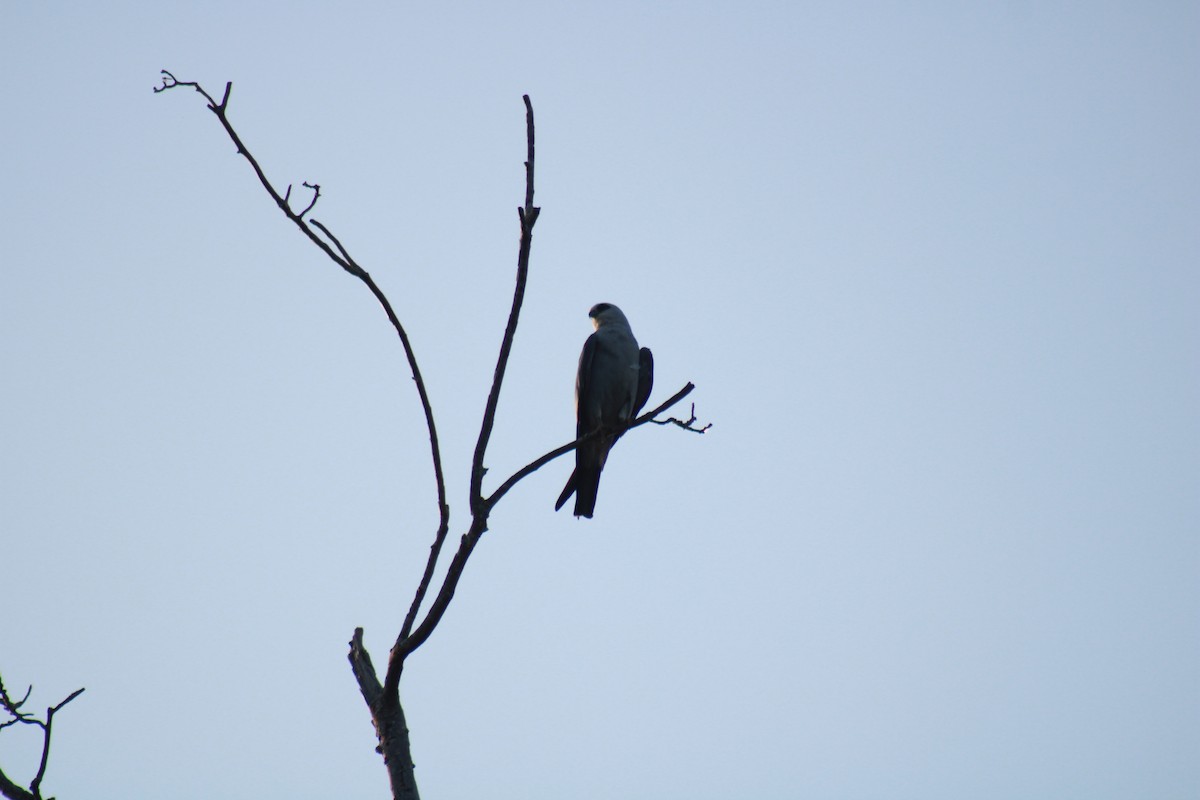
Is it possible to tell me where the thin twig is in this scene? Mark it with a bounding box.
[309,219,354,264]
[650,402,712,434]
[298,182,321,219]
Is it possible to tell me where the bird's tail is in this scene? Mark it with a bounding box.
[554,470,576,512]
[572,464,600,518]
[554,465,599,518]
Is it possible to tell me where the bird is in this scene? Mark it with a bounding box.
[555,302,654,518]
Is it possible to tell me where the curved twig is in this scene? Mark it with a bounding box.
[298,182,321,219]
[650,402,712,434]
[155,70,451,585]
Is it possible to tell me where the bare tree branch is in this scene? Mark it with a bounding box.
[0,768,33,800]
[0,674,84,800]
[387,516,487,679]
[650,402,712,434]
[348,628,382,710]
[155,70,453,637]
[297,181,321,218]
[484,381,702,510]
[470,94,540,517]
[382,97,540,696]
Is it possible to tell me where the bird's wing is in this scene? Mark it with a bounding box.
[555,332,600,513]
[574,331,598,437]
[634,347,654,417]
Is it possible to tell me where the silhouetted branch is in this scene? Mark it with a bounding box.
[153,69,222,109]
[0,673,84,800]
[485,382,700,510]
[388,516,487,677]
[155,69,452,605]
[650,402,712,434]
[159,69,452,800]
[470,94,540,517]
[298,182,321,218]
[308,219,355,265]
[383,97,541,695]
[348,628,382,711]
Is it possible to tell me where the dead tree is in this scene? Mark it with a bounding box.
[154,71,707,799]
[0,674,84,800]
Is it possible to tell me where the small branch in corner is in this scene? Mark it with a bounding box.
[0,673,85,800]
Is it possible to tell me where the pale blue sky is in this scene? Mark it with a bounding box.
[2,3,1197,798]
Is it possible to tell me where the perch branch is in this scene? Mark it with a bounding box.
[485,382,701,510]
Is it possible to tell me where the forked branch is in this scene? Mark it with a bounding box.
[382,97,541,696]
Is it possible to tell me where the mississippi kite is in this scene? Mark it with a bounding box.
[555,302,654,518]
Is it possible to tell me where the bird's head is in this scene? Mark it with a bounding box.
[588,302,630,330]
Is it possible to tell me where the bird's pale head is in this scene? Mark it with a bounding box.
[588,302,630,330]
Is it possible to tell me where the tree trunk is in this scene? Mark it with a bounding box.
[349,629,420,800]
[374,695,419,800]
